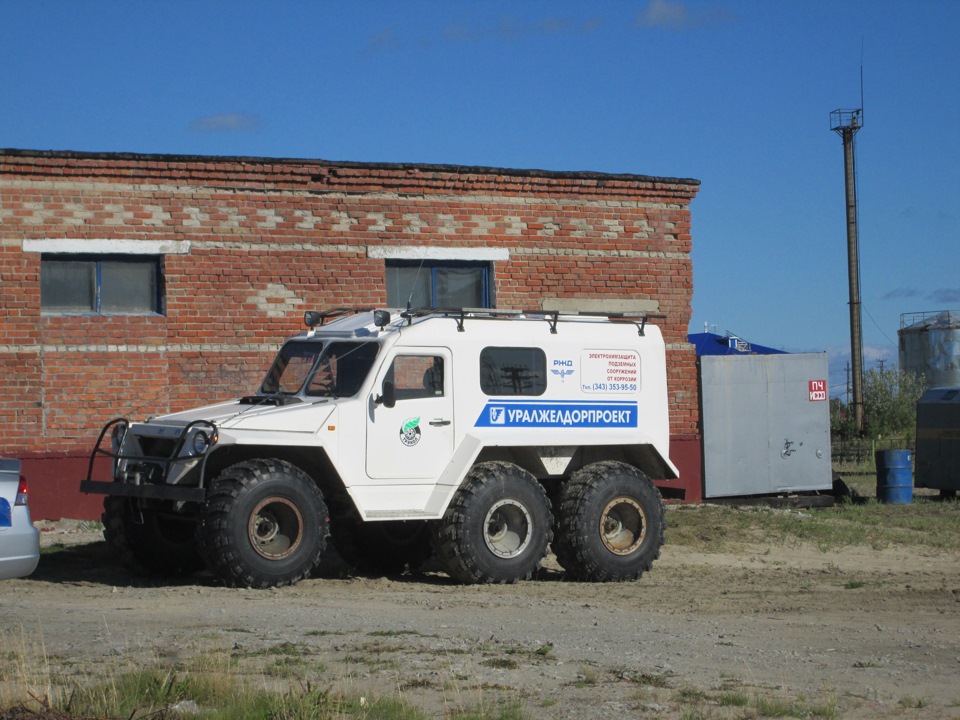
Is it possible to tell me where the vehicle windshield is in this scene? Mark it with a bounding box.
[260,341,380,398]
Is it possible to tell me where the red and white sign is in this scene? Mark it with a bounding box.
[808,380,827,401]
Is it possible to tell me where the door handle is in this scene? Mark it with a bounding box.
[429,418,451,427]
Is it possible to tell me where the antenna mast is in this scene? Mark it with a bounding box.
[830,107,864,434]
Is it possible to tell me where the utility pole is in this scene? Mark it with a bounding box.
[845,362,851,406]
[831,108,864,435]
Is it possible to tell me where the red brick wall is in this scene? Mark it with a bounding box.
[1,150,700,464]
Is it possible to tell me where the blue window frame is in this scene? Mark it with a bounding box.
[386,260,491,308]
[40,255,162,315]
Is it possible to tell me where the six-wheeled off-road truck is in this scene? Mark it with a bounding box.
[82,307,677,587]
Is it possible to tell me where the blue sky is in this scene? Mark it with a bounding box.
[2,1,958,397]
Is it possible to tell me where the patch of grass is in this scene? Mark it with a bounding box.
[33,660,447,720]
[843,580,867,589]
[899,695,928,709]
[368,629,432,638]
[675,686,707,703]
[0,627,56,709]
[667,498,960,553]
[451,699,529,720]
[533,643,555,658]
[751,692,837,719]
[754,695,806,717]
[717,690,749,706]
[263,657,327,679]
[501,643,555,661]
[482,657,518,670]
[575,666,600,687]
[232,640,310,659]
[614,668,672,688]
[340,654,399,671]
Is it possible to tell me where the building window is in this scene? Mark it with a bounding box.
[40,255,162,315]
[480,347,547,396]
[386,261,491,308]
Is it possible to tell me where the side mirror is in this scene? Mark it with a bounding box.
[376,380,396,409]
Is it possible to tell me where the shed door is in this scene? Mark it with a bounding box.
[701,353,832,498]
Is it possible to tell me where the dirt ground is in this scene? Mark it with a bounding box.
[2,514,959,719]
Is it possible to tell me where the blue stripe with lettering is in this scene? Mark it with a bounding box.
[475,400,638,428]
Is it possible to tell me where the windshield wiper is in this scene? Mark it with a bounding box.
[238,393,302,406]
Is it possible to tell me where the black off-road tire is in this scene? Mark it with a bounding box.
[433,461,552,584]
[102,497,204,577]
[198,459,328,588]
[553,461,665,582]
[330,517,434,576]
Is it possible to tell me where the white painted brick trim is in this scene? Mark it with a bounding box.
[22,239,191,254]
[367,246,510,261]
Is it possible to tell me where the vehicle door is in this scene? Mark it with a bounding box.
[366,348,454,479]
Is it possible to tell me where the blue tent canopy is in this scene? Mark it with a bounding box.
[688,332,787,356]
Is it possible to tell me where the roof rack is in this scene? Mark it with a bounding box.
[304,307,374,328]
[398,307,665,336]
[400,307,523,332]
[528,310,666,336]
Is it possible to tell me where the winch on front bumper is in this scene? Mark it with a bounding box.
[80,417,218,503]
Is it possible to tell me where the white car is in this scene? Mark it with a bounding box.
[0,458,40,579]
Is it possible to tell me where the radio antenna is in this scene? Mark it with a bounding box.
[405,255,427,311]
[860,36,865,120]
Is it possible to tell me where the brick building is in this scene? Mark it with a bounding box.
[0,149,701,519]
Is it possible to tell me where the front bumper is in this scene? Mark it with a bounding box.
[79,479,206,502]
[0,524,40,580]
[81,418,216,503]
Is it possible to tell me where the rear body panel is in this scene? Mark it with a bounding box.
[0,458,40,580]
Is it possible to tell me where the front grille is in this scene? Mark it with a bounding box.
[137,436,178,459]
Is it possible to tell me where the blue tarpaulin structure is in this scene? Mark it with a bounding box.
[688,332,787,357]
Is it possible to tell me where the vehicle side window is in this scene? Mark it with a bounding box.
[479,347,546,396]
[389,355,445,401]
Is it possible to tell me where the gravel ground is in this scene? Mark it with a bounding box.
[1,516,959,719]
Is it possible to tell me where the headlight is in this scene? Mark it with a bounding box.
[111,424,127,453]
[192,431,211,456]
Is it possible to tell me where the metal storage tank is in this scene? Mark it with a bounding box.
[915,386,960,496]
[899,311,960,388]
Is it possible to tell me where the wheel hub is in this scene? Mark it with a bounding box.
[599,497,646,555]
[248,496,304,560]
[483,499,532,558]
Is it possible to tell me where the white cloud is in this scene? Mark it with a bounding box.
[635,0,734,29]
[189,113,262,133]
[637,0,692,28]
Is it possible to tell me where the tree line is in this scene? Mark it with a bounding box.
[830,367,927,441]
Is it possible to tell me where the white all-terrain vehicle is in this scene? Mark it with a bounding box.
[82,307,677,587]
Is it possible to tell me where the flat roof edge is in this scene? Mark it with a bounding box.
[0,148,701,187]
